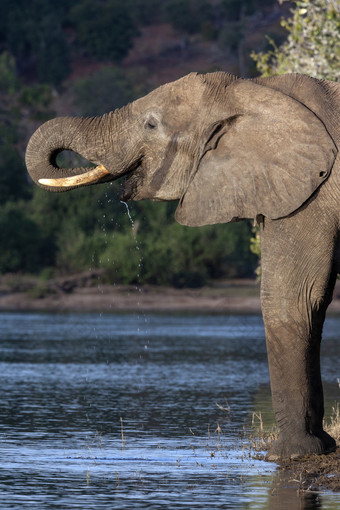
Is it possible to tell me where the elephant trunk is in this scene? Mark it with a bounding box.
[26,107,132,192]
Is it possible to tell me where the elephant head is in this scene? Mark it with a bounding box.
[26,72,337,226]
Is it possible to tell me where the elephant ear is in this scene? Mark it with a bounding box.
[175,80,337,226]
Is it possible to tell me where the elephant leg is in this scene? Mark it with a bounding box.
[260,216,337,460]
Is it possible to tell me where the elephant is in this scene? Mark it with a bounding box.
[25,71,340,460]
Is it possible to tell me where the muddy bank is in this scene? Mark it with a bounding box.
[2,272,340,314]
[276,448,340,493]
[0,272,262,313]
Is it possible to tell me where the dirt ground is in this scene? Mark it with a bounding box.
[275,448,340,493]
[2,272,340,493]
[0,273,262,313]
[2,273,340,315]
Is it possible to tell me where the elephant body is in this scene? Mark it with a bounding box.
[26,71,340,460]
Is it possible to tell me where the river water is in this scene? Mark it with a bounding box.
[0,311,339,509]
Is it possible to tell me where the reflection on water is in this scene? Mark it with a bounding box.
[0,312,339,509]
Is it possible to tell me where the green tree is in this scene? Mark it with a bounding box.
[221,0,256,22]
[251,0,340,272]
[100,201,257,286]
[0,53,54,203]
[0,202,55,273]
[165,0,213,35]
[252,0,340,80]
[69,0,136,62]
[72,67,136,116]
[3,0,70,86]
[0,54,28,203]
[0,144,29,204]
[25,174,257,284]
[28,182,134,275]
[124,0,161,25]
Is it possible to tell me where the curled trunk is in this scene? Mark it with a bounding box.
[26,116,114,192]
[25,108,135,192]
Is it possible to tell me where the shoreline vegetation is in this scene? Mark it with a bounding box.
[250,411,340,493]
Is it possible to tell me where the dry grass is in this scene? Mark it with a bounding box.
[324,379,340,442]
[248,412,278,453]
[249,399,340,454]
[325,402,340,442]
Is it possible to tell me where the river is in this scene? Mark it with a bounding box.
[0,311,339,509]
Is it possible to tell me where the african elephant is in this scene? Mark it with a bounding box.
[26,71,340,460]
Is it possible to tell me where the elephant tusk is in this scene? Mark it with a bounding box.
[38,165,110,187]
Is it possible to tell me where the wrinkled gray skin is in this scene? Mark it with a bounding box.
[26,72,340,460]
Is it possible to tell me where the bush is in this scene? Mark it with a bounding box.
[124,0,161,25]
[5,0,70,86]
[72,67,136,116]
[0,203,55,273]
[55,228,108,274]
[0,144,31,203]
[69,0,136,62]
[19,84,54,121]
[165,0,213,35]
[100,202,257,286]
[252,0,340,80]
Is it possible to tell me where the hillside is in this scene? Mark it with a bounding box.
[1,0,290,286]
[60,2,290,110]
[120,6,289,87]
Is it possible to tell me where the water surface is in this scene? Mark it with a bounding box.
[0,312,339,509]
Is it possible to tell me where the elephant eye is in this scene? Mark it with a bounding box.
[144,116,158,130]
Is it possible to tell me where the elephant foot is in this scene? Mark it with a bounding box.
[315,430,337,453]
[266,432,336,461]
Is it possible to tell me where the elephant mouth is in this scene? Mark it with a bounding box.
[120,165,144,201]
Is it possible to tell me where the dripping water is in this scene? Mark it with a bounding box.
[120,201,149,346]
[120,200,142,272]
[120,200,135,231]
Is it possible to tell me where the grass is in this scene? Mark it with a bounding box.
[325,379,340,442]
[247,399,340,455]
[248,412,278,454]
[325,402,340,442]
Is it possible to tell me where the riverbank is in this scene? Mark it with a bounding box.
[2,272,340,314]
[254,431,340,493]
[277,448,340,493]
[0,273,262,313]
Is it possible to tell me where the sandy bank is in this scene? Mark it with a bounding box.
[2,274,340,314]
[0,279,261,313]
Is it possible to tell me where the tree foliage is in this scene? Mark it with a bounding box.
[72,67,137,116]
[0,53,53,203]
[120,0,161,26]
[25,188,256,285]
[69,0,136,63]
[253,0,340,80]
[0,202,55,273]
[251,0,340,270]
[165,0,214,35]
[0,0,137,86]
[100,202,256,286]
[1,0,70,86]
[0,0,271,282]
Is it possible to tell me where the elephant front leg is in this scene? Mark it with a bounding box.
[260,217,337,460]
[262,299,336,460]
